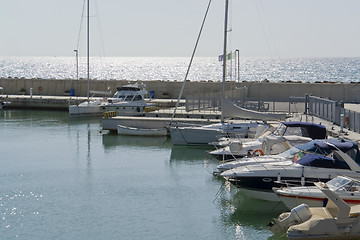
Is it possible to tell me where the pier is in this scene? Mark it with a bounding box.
[2,78,360,144]
[2,77,360,102]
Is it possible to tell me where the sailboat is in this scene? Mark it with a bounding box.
[68,0,104,117]
[169,0,267,145]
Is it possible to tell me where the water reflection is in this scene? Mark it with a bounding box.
[170,145,215,162]
[216,186,288,240]
[102,132,172,149]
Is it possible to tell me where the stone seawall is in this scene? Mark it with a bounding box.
[1,77,359,102]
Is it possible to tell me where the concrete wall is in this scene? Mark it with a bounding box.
[1,77,360,102]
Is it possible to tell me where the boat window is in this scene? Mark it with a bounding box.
[278,146,302,158]
[283,127,303,137]
[133,95,143,101]
[124,95,134,101]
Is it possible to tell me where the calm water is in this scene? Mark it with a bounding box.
[0,109,288,240]
[1,56,360,83]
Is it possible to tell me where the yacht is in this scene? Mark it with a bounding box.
[101,83,153,116]
[210,121,327,160]
[220,139,360,201]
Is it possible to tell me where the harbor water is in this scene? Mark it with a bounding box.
[0,109,288,239]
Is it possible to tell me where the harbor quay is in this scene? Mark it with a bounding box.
[1,77,360,102]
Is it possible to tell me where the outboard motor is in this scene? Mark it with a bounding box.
[268,204,312,234]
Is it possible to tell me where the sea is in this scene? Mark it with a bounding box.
[0,56,360,83]
[0,56,359,240]
[0,110,288,240]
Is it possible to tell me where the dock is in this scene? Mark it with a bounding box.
[0,94,184,110]
[2,93,360,145]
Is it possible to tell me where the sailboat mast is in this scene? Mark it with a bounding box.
[87,0,90,100]
[221,0,229,123]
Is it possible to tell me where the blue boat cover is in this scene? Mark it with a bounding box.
[294,139,360,169]
[282,121,326,139]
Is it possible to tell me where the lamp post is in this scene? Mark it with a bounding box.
[74,49,79,80]
[235,49,240,82]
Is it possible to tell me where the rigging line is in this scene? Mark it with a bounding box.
[257,0,279,58]
[94,0,106,57]
[170,0,213,124]
[76,0,87,52]
[254,0,272,57]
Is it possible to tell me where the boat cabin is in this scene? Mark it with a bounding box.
[293,139,360,170]
[275,121,327,139]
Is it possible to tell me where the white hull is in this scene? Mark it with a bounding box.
[274,176,360,209]
[170,122,264,145]
[117,124,167,136]
[170,127,223,145]
[69,101,103,116]
[240,188,281,202]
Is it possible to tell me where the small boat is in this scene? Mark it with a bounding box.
[268,182,360,239]
[69,99,104,116]
[0,87,11,110]
[210,121,327,160]
[220,139,360,201]
[170,121,268,145]
[0,100,10,110]
[274,175,360,209]
[117,124,167,136]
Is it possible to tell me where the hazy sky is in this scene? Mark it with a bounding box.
[1,0,360,58]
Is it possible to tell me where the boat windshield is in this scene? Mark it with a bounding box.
[273,123,286,136]
[277,146,302,158]
[327,176,360,192]
[327,176,353,191]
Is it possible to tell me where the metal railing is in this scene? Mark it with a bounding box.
[307,95,360,134]
[185,86,248,112]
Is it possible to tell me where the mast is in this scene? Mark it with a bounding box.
[87,0,90,100]
[221,0,229,123]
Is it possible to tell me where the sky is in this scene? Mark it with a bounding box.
[1,0,360,58]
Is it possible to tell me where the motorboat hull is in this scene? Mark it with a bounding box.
[117,124,167,136]
[227,176,328,201]
[102,105,146,116]
[69,101,103,116]
[170,122,265,145]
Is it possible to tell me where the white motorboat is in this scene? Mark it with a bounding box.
[117,124,167,136]
[170,121,268,145]
[220,139,360,201]
[210,121,327,160]
[274,175,360,209]
[216,143,302,173]
[101,83,154,116]
[69,99,104,116]
[269,182,360,239]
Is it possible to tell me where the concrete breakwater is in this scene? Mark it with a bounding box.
[1,77,360,102]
